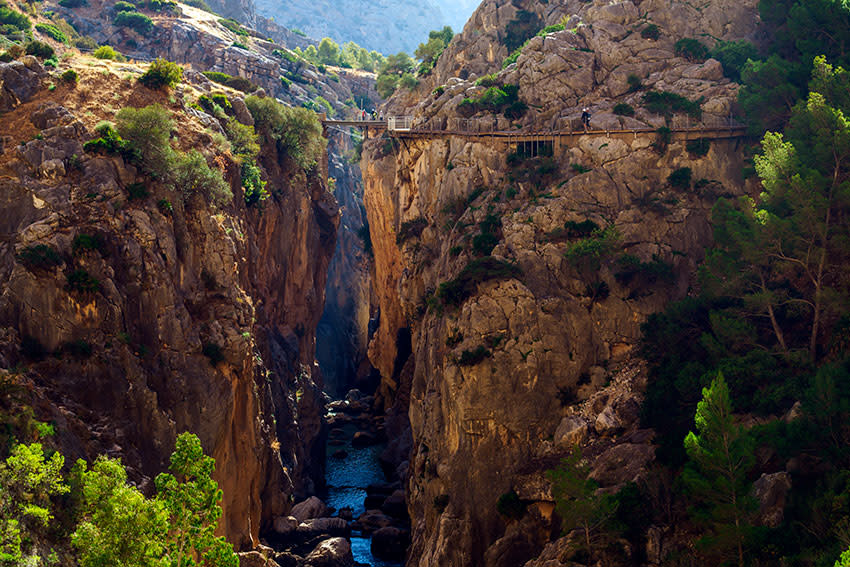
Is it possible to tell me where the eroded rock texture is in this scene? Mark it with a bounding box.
[0,61,337,549]
[361,0,759,563]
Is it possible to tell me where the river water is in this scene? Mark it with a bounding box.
[324,423,403,567]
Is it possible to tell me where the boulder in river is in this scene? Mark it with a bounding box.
[381,489,408,519]
[291,496,329,522]
[354,510,394,534]
[273,515,298,535]
[303,537,355,567]
[351,431,378,447]
[331,449,348,459]
[237,551,280,567]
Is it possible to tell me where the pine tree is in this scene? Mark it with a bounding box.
[683,373,755,567]
[547,448,618,562]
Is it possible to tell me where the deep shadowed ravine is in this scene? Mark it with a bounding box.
[324,419,403,567]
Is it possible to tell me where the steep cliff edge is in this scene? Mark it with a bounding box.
[361,0,759,564]
[0,56,337,549]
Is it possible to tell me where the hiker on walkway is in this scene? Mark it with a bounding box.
[581,107,591,132]
[361,109,367,121]
[371,110,377,120]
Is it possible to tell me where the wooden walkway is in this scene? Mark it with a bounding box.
[320,116,748,146]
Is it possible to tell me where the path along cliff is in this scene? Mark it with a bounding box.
[360,0,760,564]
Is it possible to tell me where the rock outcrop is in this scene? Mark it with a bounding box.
[0,59,337,549]
[361,0,759,563]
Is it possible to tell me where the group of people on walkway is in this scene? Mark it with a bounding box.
[359,109,382,121]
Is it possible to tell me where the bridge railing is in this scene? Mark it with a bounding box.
[387,116,414,131]
[393,113,744,135]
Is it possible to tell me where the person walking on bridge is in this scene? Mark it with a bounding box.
[581,107,591,133]
[361,109,367,121]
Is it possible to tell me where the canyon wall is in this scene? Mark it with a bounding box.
[0,57,337,548]
[362,0,759,563]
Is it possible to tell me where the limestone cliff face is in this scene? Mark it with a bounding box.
[430,0,761,86]
[0,58,337,549]
[362,0,758,563]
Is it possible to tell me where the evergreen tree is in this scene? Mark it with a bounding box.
[156,433,237,567]
[546,448,618,562]
[683,373,755,567]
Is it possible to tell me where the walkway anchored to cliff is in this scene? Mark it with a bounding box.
[321,114,748,147]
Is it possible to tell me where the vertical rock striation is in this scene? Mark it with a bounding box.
[0,60,338,549]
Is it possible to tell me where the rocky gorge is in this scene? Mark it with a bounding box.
[360,0,762,564]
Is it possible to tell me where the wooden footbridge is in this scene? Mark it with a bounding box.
[321,114,748,151]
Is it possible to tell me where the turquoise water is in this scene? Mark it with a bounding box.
[324,426,403,567]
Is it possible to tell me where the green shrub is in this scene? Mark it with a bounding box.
[73,35,98,50]
[613,102,635,116]
[114,11,153,35]
[202,342,224,364]
[61,69,78,83]
[627,74,643,92]
[686,138,711,157]
[115,104,174,178]
[231,41,248,50]
[157,198,173,214]
[433,85,445,96]
[139,58,183,89]
[709,40,758,82]
[674,38,709,62]
[570,163,591,174]
[202,71,257,93]
[563,226,620,271]
[642,90,702,119]
[241,161,267,206]
[640,23,659,40]
[174,150,231,205]
[218,17,248,36]
[24,40,54,59]
[17,244,62,270]
[497,490,527,520]
[653,126,671,153]
[537,23,565,36]
[245,95,325,171]
[182,0,211,10]
[438,256,522,307]
[112,1,137,12]
[35,23,67,43]
[126,182,149,200]
[397,217,428,244]
[280,75,292,89]
[83,121,126,155]
[668,167,692,189]
[501,45,524,68]
[457,345,491,366]
[59,0,87,7]
[0,3,31,32]
[475,73,499,87]
[66,269,100,293]
[472,232,499,255]
[93,45,120,59]
[615,254,674,285]
[72,233,104,254]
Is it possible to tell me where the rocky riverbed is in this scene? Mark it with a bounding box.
[260,391,410,566]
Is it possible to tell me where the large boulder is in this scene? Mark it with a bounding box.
[302,537,354,567]
[237,551,280,567]
[291,496,329,522]
[753,472,792,528]
[0,58,44,112]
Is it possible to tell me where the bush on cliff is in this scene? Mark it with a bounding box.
[116,104,174,179]
[438,256,522,307]
[245,95,325,172]
[114,10,153,35]
[173,150,231,206]
[139,58,183,89]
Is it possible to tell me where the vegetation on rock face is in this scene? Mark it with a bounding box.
[375,52,416,98]
[245,95,326,172]
[414,26,453,76]
[139,58,183,89]
[0,419,236,567]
